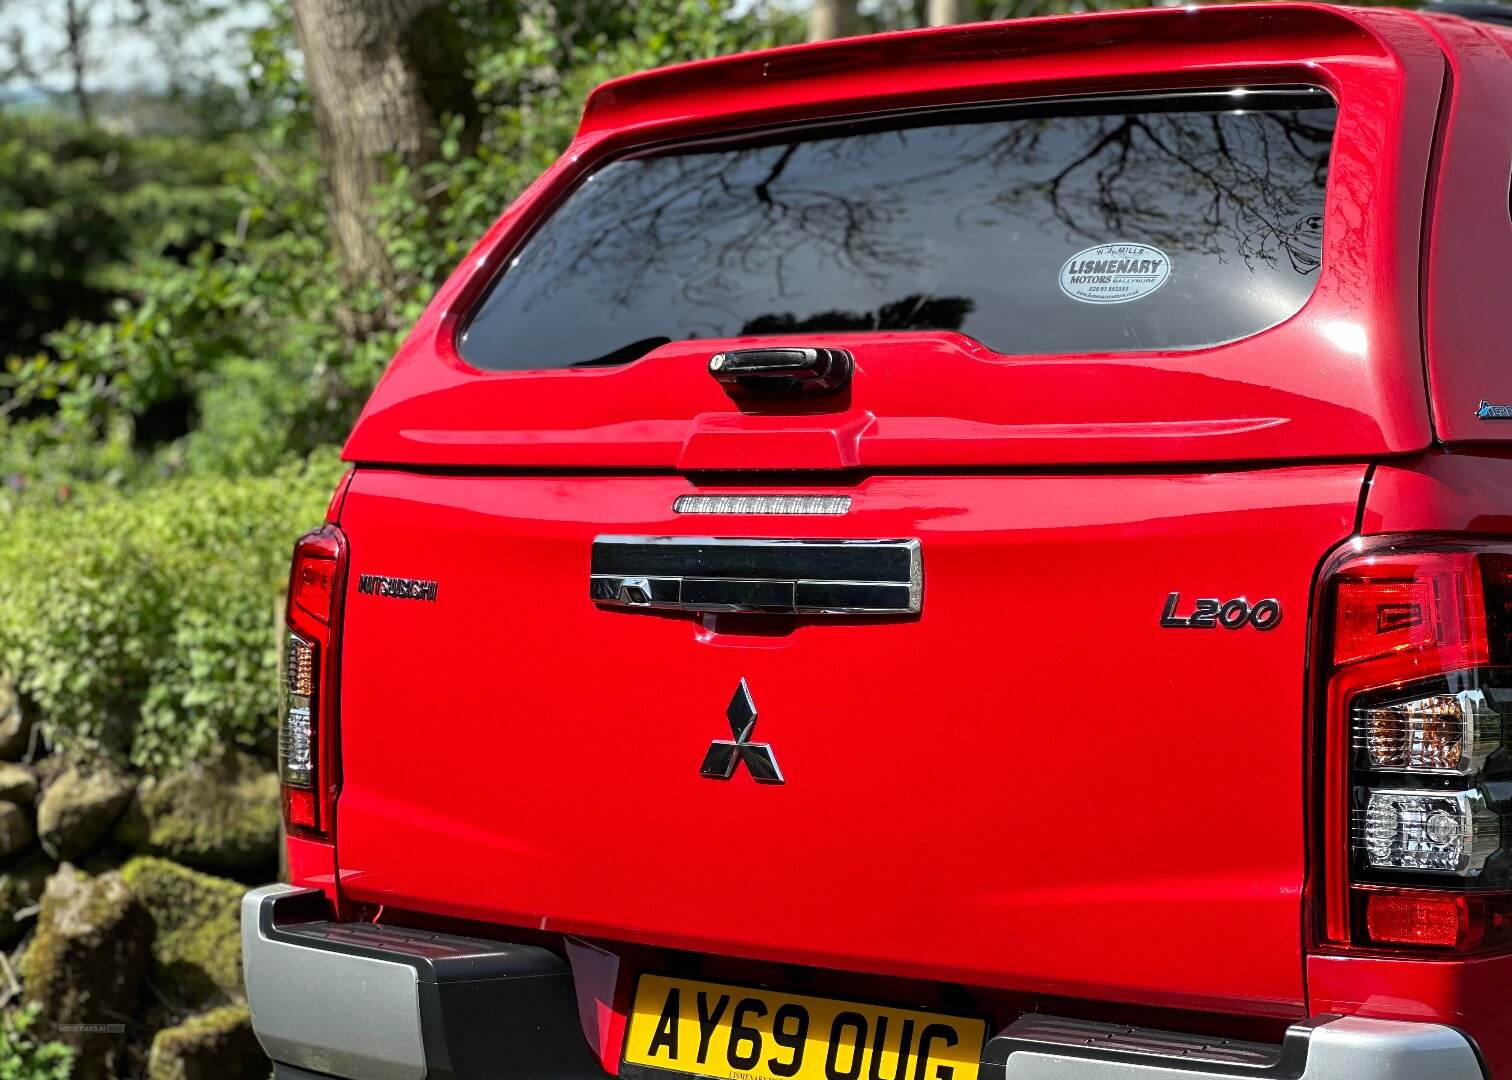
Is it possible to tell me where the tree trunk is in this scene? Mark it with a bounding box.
[62,0,92,125]
[291,0,479,288]
[808,0,859,41]
[926,0,970,25]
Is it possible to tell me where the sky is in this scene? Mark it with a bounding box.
[0,0,823,106]
[0,0,268,101]
[0,1,806,101]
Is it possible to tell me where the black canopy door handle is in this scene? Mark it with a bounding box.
[708,347,853,395]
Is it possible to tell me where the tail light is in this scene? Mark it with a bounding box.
[280,525,348,838]
[1317,538,1512,954]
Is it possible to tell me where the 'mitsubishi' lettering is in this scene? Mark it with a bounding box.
[356,573,439,602]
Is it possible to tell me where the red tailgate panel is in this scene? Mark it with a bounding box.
[332,465,1365,1016]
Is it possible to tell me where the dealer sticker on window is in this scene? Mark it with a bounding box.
[1059,242,1171,304]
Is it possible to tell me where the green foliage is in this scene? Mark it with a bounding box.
[0,0,802,775]
[0,113,244,367]
[0,130,363,489]
[0,456,341,770]
[3,0,802,492]
[0,1005,74,1080]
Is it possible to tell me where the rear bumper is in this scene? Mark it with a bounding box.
[242,884,1488,1080]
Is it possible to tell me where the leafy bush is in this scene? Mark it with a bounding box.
[0,114,242,363]
[0,0,802,776]
[0,455,341,771]
[0,1005,73,1080]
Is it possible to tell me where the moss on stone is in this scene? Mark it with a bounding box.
[36,764,135,862]
[20,865,152,1080]
[147,1003,265,1080]
[120,856,244,1010]
[115,750,279,874]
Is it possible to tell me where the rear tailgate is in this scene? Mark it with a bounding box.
[334,465,1364,1012]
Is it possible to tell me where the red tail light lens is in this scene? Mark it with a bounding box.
[1334,578,1439,665]
[1365,890,1468,947]
[281,525,347,838]
[1361,889,1512,951]
[290,535,342,624]
[1329,549,1486,670]
[1318,538,1512,955]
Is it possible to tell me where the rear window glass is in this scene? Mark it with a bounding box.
[460,88,1336,370]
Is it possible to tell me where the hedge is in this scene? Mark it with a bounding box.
[0,455,342,773]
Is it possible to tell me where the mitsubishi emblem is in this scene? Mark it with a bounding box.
[700,679,784,784]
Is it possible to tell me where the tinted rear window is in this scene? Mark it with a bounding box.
[460,89,1336,370]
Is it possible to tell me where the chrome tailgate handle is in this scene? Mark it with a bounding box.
[590,537,921,615]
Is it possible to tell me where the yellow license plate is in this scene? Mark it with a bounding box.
[621,975,986,1080]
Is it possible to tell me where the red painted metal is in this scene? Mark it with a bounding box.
[341,3,1442,472]
[285,833,340,907]
[1363,451,1512,535]
[331,465,1363,1015]
[325,468,355,524]
[288,5,1512,1076]
[1413,13,1512,443]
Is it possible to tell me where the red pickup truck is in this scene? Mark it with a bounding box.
[241,4,1512,1079]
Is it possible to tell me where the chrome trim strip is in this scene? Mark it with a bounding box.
[590,536,921,615]
[673,494,852,516]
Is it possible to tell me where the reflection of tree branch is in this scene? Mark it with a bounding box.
[1032,119,1136,238]
[493,103,1332,354]
[999,110,1330,275]
[754,144,796,206]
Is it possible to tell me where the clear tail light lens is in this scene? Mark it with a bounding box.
[1317,538,1512,954]
[280,526,347,838]
[1353,687,1502,774]
[280,633,316,788]
[1356,789,1499,874]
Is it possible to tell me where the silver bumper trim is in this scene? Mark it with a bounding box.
[241,884,427,1080]
[999,1015,1485,1080]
